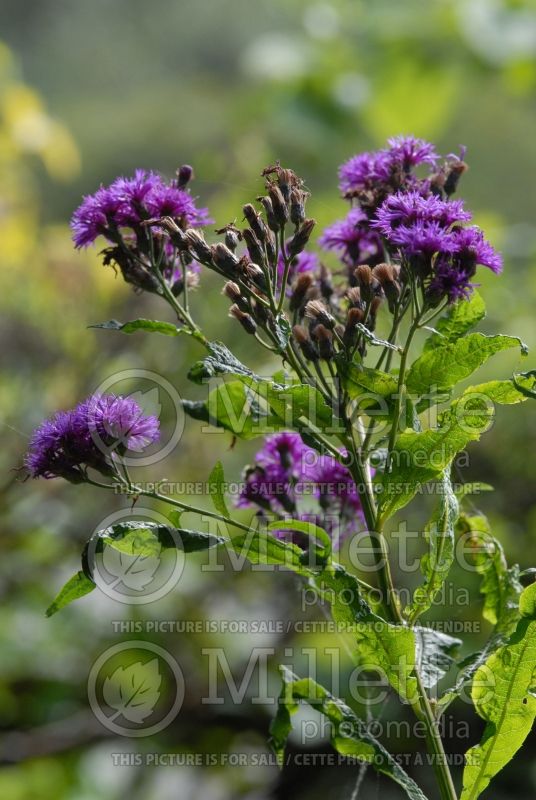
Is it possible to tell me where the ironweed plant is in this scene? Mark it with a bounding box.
[25,137,536,800]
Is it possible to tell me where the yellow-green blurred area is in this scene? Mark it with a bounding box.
[1,1,536,798]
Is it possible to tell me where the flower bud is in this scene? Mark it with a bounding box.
[229,304,257,335]
[268,185,289,227]
[354,264,380,303]
[289,273,314,312]
[185,229,212,262]
[242,228,266,268]
[211,242,240,273]
[311,324,334,360]
[290,188,306,227]
[346,287,362,308]
[258,196,280,232]
[373,263,400,312]
[343,306,364,348]
[243,204,268,243]
[225,229,241,252]
[177,164,194,188]
[304,299,335,329]
[292,325,319,361]
[222,281,242,304]
[287,218,316,259]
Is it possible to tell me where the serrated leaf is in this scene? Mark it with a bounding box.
[270,667,429,800]
[183,381,282,439]
[461,583,536,800]
[82,521,225,583]
[338,361,398,413]
[423,292,486,351]
[414,627,461,690]
[102,659,162,724]
[264,381,336,431]
[188,341,260,383]
[379,375,536,520]
[314,567,418,704]
[406,333,527,399]
[90,318,182,336]
[456,512,522,633]
[208,460,229,517]
[406,470,458,624]
[46,571,95,617]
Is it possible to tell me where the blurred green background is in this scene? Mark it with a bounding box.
[1,1,536,798]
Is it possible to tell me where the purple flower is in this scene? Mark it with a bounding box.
[71,170,211,248]
[389,220,458,258]
[452,226,502,274]
[71,186,123,248]
[110,169,162,227]
[338,150,393,195]
[25,410,94,481]
[310,453,364,538]
[143,183,212,227]
[428,259,475,304]
[338,137,436,196]
[84,394,160,453]
[25,394,160,480]
[386,136,438,171]
[373,191,471,238]
[237,432,315,512]
[319,208,383,266]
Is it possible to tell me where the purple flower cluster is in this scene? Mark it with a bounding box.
[71,169,211,249]
[371,191,502,300]
[319,207,383,269]
[321,136,502,303]
[25,394,159,481]
[339,136,437,196]
[237,432,365,543]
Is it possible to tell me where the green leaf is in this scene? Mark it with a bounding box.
[264,381,337,431]
[461,583,536,800]
[272,314,291,350]
[225,530,315,574]
[338,361,398,414]
[90,318,182,336]
[183,381,281,439]
[314,567,418,704]
[208,460,229,517]
[82,521,225,581]
[414,627,461,689]
[406,333,528,399]
[456,512,522,633]
[188,341,260,383]
[267,518,332,562]
[379,375,536,519]
[406,470,459,623]
[270,667,429,800]
[424,292,486,351]
[46,571,95,617]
